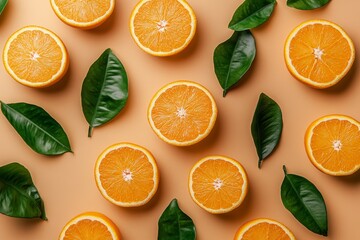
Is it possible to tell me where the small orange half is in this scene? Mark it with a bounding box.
[95,142,159,207]
[50,0,115,29]
[59,212,121,240]
[147,80,217,146]
[305,114,360,176]
[189,155,248,214]
[234,218,296,240]
[3,25,69,88]
[129,0,196,56]
[284,19,355,88]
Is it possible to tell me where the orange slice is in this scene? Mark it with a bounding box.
[129,0,196,56]
[188,155,248,214]
[2,25,69,88]
[59,212,121,240]
[147,80,217,146]
[50,0,115,29]
[234,218,296,240]
[305,114,360,176]
[94,142,159,207]
[284,19,355,88]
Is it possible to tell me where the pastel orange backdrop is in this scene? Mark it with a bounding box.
[0,0,359,239]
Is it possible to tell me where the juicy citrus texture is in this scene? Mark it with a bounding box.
[305,114,360,176]
[2,26,69,88]
[129,0,196,56]
[234,218,296,240]
[50,0,115,29]
[95,142,159,207]
[189,156,248,214]
[59,212,121,240]
[148,81,217,146]
[284,19,355,88]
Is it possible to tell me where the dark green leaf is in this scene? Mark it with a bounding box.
[228,0,276,31]
[251,93,282,168]
[81,48,128,137]
[0,0,8,16]
[213,31,256,97]
[281,166,328,236]
[287,0,330,10]
[1,102,72,156]
[0,162,47,220]
[158,199,196,240]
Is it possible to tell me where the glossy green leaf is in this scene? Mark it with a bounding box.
[158,199,196,240]
[287,0,330,10]
[213,30,256,97]
[251,93,282,168]
[229,0,276,31]
[81,48,128,137]
[1,102,72,156]
[0,162,47,220]
[281,166,328,236]
[0,0,8,16]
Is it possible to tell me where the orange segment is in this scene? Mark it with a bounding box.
[189,156,248,214]
[59,212,121,240]
[305,114,360,176]
[148,80,217,146]
[284,19,355,88]
[2,26,69,88]
[94,142,159,207]
[129,0,196,56]
[50,0,115,29]
[234,218,296,240]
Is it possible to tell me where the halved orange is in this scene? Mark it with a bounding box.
[284,19,355,88]
[305,114,360,176]
[94,142,159,207]
[189,155,248,214]
[59,212,121,240]
[129,0,197,56]
[234,218,296,240]
[147,80,217,146]
[3,25,69,88]
[50,0,115,29]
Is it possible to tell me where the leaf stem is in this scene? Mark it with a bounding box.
[88,126,93,138]
[283,165,288,175]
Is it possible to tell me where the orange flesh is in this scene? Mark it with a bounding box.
[53,0,111,23]
[310,119,360,172]
[63,219,113,240]
[289,23,352,83]
[151,84,214,142]
[98,147,155,203]
[133,0,192,52]
[240,222,291,240]
[191,159,244,210]
[7,30,63,83]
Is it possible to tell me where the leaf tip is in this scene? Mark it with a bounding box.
[258,159,262,169]
[223,90,227,97]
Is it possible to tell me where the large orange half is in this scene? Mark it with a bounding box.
[305,114,360,176]
[284,19,355,88]
[129,0,196,56]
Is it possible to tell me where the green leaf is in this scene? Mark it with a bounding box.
[0,0,8,16]
[0,162,47,220]
[158,199,196,240]
[81,48,128,137]
[213,31,256,97]
[228,0,276,31]
[251,93,282,168]
[1,102,72,156]
[287,0,330,10]
[281,166,328,236]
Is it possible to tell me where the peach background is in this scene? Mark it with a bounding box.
[0,0,359,239]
